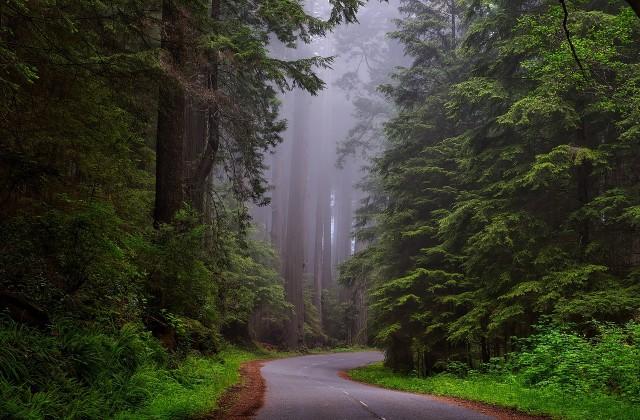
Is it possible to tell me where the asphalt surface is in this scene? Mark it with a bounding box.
[255,351,494,420]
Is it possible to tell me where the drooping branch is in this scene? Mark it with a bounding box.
[558,0,587,78]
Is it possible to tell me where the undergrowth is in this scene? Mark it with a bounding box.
[0,319,267,419]
[349,322,640,420]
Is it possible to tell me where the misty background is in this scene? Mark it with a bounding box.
[250,0,407,347]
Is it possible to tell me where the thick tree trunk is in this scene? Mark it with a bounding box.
[334,161,353,269]
[321,191,332,289]
[283,92,309,349]
[313,189,324,312]
[313,173,332,313]
[188,0,221,213]
[270,151,285,254]
[154,0,186,226]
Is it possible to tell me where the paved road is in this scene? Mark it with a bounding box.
[256,351,493,420]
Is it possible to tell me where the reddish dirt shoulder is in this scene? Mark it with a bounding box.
[338,371,551,420]
[205,359,267,420]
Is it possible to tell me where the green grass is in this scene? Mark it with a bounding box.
[115,348,263,419]
[349,363,640,420]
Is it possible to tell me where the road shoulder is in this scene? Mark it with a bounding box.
[205,359,267,419]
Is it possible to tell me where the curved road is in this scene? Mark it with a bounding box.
[256,351,493,420]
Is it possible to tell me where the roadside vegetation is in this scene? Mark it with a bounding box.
[0,318,286,419]
[350,322,640,419]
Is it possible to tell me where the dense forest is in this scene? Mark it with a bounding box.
[2,0,640,418]
[342,0,640,372]
[337,0,640,412]
[0,0,360,416]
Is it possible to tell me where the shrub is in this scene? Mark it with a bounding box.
[510,322,640,402]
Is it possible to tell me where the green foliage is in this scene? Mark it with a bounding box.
[143,209,216,325]
[115,347,262,419]
[510,322,640,402]
[347,0,640,375]
[0,201,144,322]
[350,322,640,418]
[218,230,291,332]
[303,284,327,347]
[0,319,163,419]
[0,316,271,419]
[1,0,365,416]
[349,362,640,420]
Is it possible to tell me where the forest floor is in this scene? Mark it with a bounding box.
[348,363,640,420]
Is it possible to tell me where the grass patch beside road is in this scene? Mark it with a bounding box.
[349,363,640,420]
[116,348,265,419]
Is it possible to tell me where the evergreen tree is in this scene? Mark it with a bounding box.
[347,0,640,373]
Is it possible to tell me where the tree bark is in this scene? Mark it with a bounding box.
[283,92,309,349]
[154,0,186,226]
[333,160,353,293]
[321,190,333,289]
[313,173,331,313]
[312,188,324,312]
[188,0,221,213]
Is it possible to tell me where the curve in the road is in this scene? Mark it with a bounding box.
[255,351,494,420]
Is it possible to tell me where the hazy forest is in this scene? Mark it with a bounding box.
[2,0,640,418]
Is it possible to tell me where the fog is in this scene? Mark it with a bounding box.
[250,0,407,346]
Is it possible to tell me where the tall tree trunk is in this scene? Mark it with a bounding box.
[270,150,285,254]
[283,92,309,349]
[268,42,291,263]
[576,120,591,253]
[154,0,186,226]
[333,160,353,280]
[188,0,221,213]
[312,188,323,312]
[321,189,333,289]
[313,173,331,313]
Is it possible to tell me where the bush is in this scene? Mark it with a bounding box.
[510,322,640,402]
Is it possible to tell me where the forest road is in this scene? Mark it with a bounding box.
[255,351,493,420]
